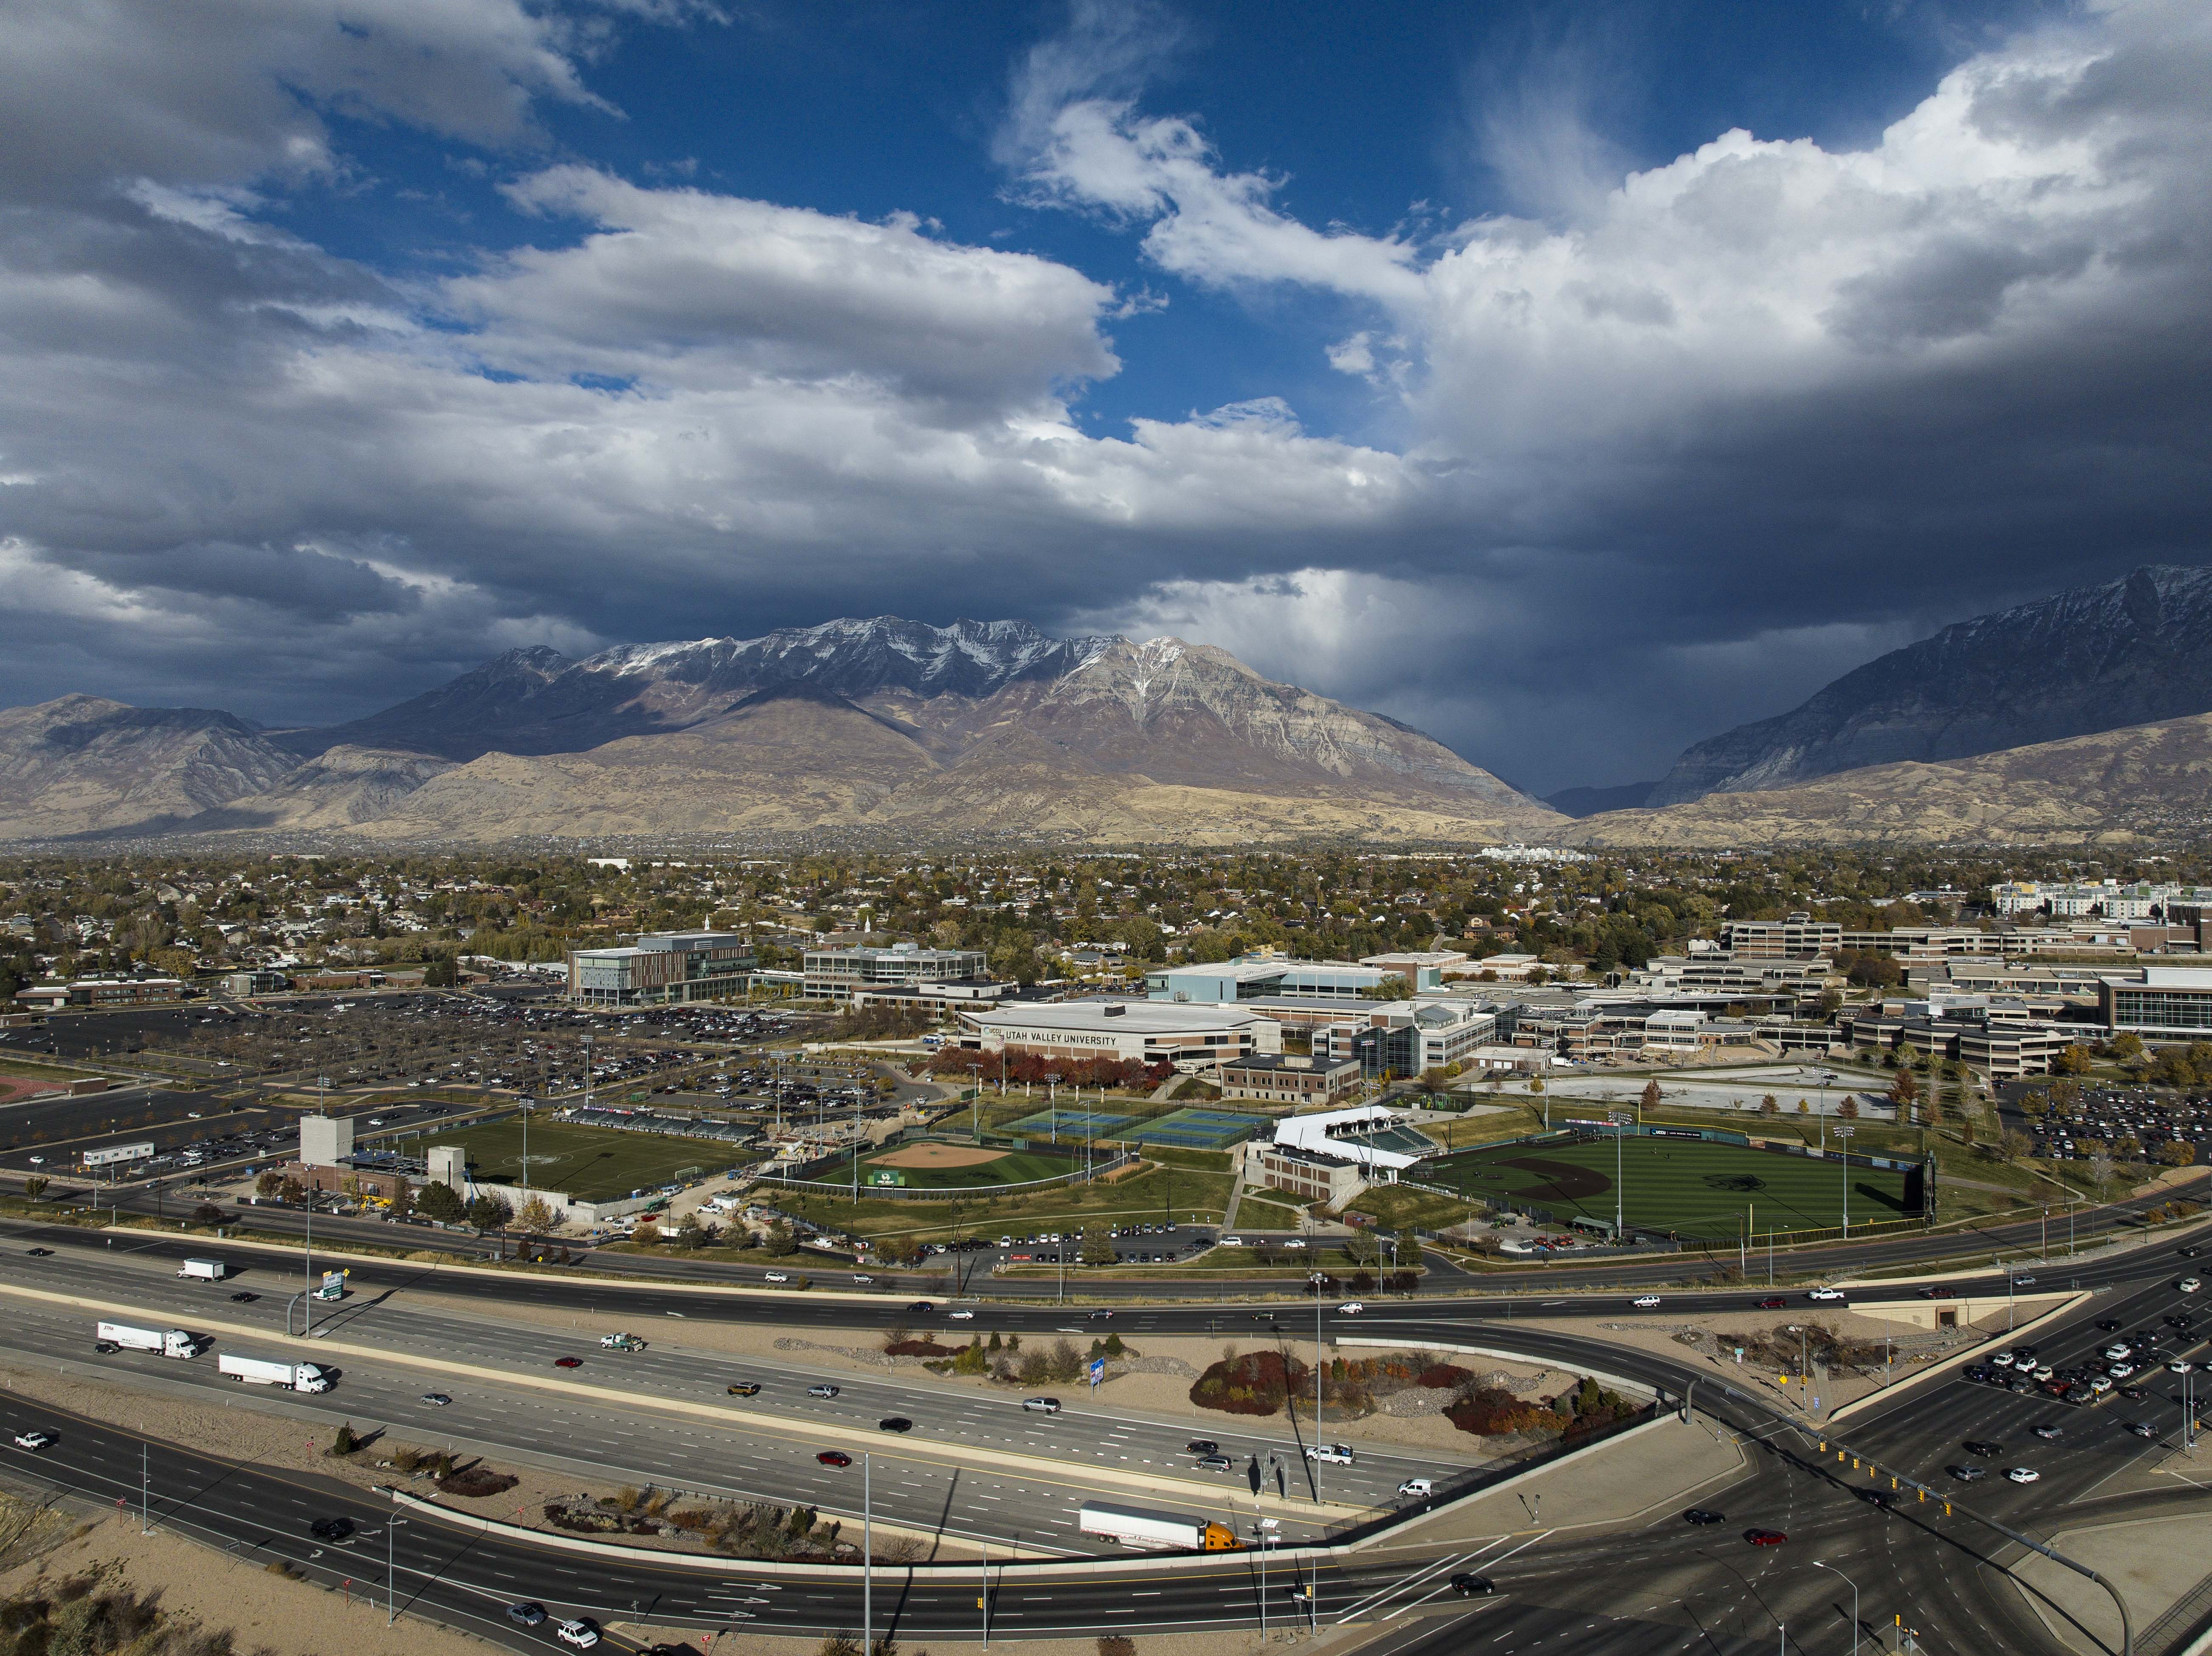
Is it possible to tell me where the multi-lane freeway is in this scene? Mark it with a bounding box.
[3,1209,2208,1654]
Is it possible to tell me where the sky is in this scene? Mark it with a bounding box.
[3,0,2208,797]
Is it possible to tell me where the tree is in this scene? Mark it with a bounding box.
[278,1176,306,1205]
[1079,1228,1116,1266]
[466,1191,514,1234]
[2160,1140,2198,1167]
[1837,1096,1859,1121]
[191,1203,224,1226]
[1887,1067,1920,1111]
[254,1169,285,1199]
[1759,1096,1780,1120]
[416,1181,467,1224]
[1640,1079,1662,1113]
[514,1195,556,1234]
[2053,1043,2095,1077]
[2107,1031,2146,1062]
[22,1176,47,1200]
[2089,1148,2115,1194]
[674,1211,708,1249]
[763,1220,797,1256]
[423,957,459,988]
[1797,1099,1810,1114]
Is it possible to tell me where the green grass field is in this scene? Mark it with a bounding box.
[426,1119,748,1202]
[1422,1135,1919,1239]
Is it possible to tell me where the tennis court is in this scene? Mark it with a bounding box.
[1420,1134,1919,1239]
[1130,1107,1269,1149]
[1003,1108,1136,1140]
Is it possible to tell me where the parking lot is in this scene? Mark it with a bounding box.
[2009,1083,2212,1165]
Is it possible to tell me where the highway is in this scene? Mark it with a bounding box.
[3,1212,2209,1653]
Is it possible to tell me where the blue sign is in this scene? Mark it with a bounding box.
[1089,1357,1105,1388]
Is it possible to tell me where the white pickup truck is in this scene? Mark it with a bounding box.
[1305,1442,1356,1465]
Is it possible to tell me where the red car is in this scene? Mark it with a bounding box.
[553,1357,583,1369]
[1919,1285,1955,1299]
[817,1450,852,1468]
[1755,1297,1786,1310]
[1744,1529,1787,1546]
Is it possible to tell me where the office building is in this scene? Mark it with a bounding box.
[566,931,756,1008]
[952,1000,1280,1067]
[803,942,988,1003]
[1216,1052,1363,1107]
[2099,966,2212,1037]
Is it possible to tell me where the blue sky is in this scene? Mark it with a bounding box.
[1,0,2204,795]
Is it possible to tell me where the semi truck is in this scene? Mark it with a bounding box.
[218,1354,333,1392]
[178,1259,227,1282]
[95,1322,205,1359]
[1077,1501,1240,1552]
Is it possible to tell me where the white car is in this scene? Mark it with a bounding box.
[948,1310,976,1321]
[1633,1295,1662,1309]
[2006,1467,2040,1484]
[2179,1278,2202,1293]
[764,1271,790,1284]
[807,1383,840,1399]
[1397,1478,1434,1498]
[1021,1397,1061,1414]
[13,1430,55,1452]
[1221,1235,1245,1246]
[1337,1301,1366,1315]
[1808,1287,1848,1302]
[554,1619,601,1649]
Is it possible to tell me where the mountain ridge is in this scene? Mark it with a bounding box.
[1648,564,2212,805]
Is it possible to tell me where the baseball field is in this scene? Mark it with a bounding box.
[804,1140,1089,1191]
[1421,1134,1920,1239]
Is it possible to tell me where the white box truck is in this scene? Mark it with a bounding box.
[96,1321,203,1359]
[178,1259,226,1282]
[1077,1501,1239,1552]
[218,1353,333,1392]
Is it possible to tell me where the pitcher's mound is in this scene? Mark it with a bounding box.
[872,1142,1010,1170]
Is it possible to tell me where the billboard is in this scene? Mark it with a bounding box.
[869,1168,905,1187]
[83,1142,155,1169]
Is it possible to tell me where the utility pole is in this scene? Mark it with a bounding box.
[1611,1112,1631,1241]
[141,1440,150,1534]
[863,1453,873,1656]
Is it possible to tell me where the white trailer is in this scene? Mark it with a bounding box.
[1077,1501,1239,1552]
[218,1354,332,1392]
[95,1321,203,1359]
[178,1259,227,1281]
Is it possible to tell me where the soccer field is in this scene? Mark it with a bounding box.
[1422,1135,1919,1239]
[426,1120,745,1202]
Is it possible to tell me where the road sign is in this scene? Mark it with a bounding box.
[1089,1357,1104,1388]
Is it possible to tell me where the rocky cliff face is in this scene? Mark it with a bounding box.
[1648,566,2212,805]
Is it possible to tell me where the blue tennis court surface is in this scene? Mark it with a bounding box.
[1132,1108,1268,1149]
[1004,1108,1136,1139]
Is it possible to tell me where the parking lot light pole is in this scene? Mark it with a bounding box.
[863,1453,872,1656]
[1834,1125,1853,1239]
[1811,1560,1860,1656]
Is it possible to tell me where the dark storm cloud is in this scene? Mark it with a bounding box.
[0,0,2206,795]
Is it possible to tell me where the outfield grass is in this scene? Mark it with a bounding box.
[426,1118,748,1202]
[1422,1135,1917,1239]
[800,1145,1085,1191]
[768,1158,1235,1242]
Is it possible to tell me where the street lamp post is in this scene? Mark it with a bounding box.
[1811,1560,1861,1656]
[863,1453,873,1656]
[387,1517,408,1624]
[1610,1112,1632,1242]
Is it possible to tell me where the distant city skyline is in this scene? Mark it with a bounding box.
[2,0,2206,794]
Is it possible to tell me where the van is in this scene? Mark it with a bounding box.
[1397,1478,1434,1498]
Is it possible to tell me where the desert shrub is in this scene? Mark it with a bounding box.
[1444,1386,1564,1437]
[884,1338,959,1358]
[1415,1363,1474,1390]
[436,1467,518,1498]
[1099,1639,1137,1656]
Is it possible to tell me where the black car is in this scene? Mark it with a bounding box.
[1187,1439,1220,1455]
[1856,1489,1893,1509]
[308,1518,355,1542]
[506,1603,547,1627]
[878,1417,914,1433]
[1964,1440,2003,1457]
[2098,1319,2123,1332]
[229,1292,258,1303]
[25,1248,52,1257]
[1449,1574,1496,1597]
[93,1341,118,1355]
[906,1302,934,1313]
[1682,1509,1726,1525]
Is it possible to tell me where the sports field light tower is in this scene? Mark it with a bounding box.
[1834,1124,1855,1239]
[1609,1112,1633,1242]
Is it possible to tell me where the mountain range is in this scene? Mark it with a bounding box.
[0,619,1560,845]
